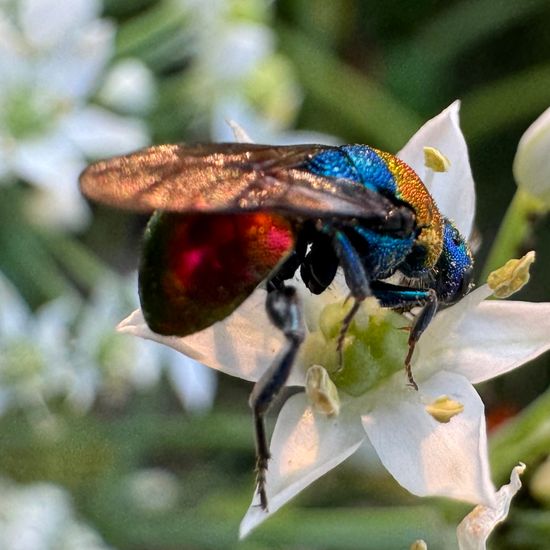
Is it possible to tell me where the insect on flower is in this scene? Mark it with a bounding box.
[79,141,474,510]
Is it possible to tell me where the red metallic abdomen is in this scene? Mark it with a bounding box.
[139,212,296,336]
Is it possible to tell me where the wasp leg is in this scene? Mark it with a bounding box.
[370,282,438,390]
[404,289,438,390]
[249,286,305,510]
[331,230,372,365]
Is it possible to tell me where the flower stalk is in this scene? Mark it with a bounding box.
[480,189,544,281]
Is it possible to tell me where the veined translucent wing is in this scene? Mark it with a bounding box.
[79,142,411,225]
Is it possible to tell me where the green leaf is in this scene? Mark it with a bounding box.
[279,27,423,150]
[490,387,550,483]
[461,64,550,141]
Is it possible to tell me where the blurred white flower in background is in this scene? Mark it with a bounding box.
[0,272,77,418]
[0,477,112,550]
[98,58,156,116]
[0,0,152,229]
[74,274,217,413]
[125,468,180,514]
[513,106,550,208]
[176,0,336,144]
[0,271,217,418]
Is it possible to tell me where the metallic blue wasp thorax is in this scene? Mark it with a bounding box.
[305,146,398,196]
[305,146,417,281]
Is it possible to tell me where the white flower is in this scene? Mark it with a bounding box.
[457,464,526,550]
[98,58,156,115]
[175,0,308,144]
[117,102,550,537]
[513,106,550,206]
[124,468,180,513]
[0,272,77,416]
[74,274,217,413]
[0,0,151,229]
[0,477,112,549]
[0,271,216,416]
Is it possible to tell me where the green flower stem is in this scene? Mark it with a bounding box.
[0,190,69,304]
[505,510,550,547]
[480,189,545,282]
[489,387,550,484]
[114,2,191,68]
[278,27,423,150]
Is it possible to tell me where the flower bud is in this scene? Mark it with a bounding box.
[530,456,550,505]
[513,107,550,207]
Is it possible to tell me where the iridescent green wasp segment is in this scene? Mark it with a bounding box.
[80,142,474,511]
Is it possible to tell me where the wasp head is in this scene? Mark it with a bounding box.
[435,220,474,304]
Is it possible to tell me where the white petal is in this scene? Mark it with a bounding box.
[211,96,270,143]
[99,59,156,115]
[37,19,115,100]
[11,134,91,228]
[34,297,77,347]
[12,133,83,189]
[398,101,476,238]
[419,293,550,384]
[0,16,27,87]
[117,288,307,385]
[26,184,91,230]
[457,464,525,550]
[226,119,254,143]
[12,135,88,230]
[362,371,496,506]
[513,106,550,204]
[20,0,101,48]
[165,349,218,413]
[239,393,366,538]
[0,272,31,337]
[129,340,163,389]
[61,106,149,158]
[415,284,491,377]
[203,22,273,81]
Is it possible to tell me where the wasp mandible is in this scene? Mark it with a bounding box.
[80,142,473,510]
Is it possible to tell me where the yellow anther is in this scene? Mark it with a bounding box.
[425,395,464,423]
[410,541,428,550]
[424,146,451,172]
[305,365,340,416]
[487,250,536,298]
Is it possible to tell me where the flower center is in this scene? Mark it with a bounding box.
[3,87,64,140]
[300,298,408,396]
[0,339,44,386]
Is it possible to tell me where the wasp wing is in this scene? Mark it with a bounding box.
[79,143,407,224]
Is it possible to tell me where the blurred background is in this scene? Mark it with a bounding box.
[1,0,549,548]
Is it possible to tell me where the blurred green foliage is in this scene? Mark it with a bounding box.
[1,0,550,548]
